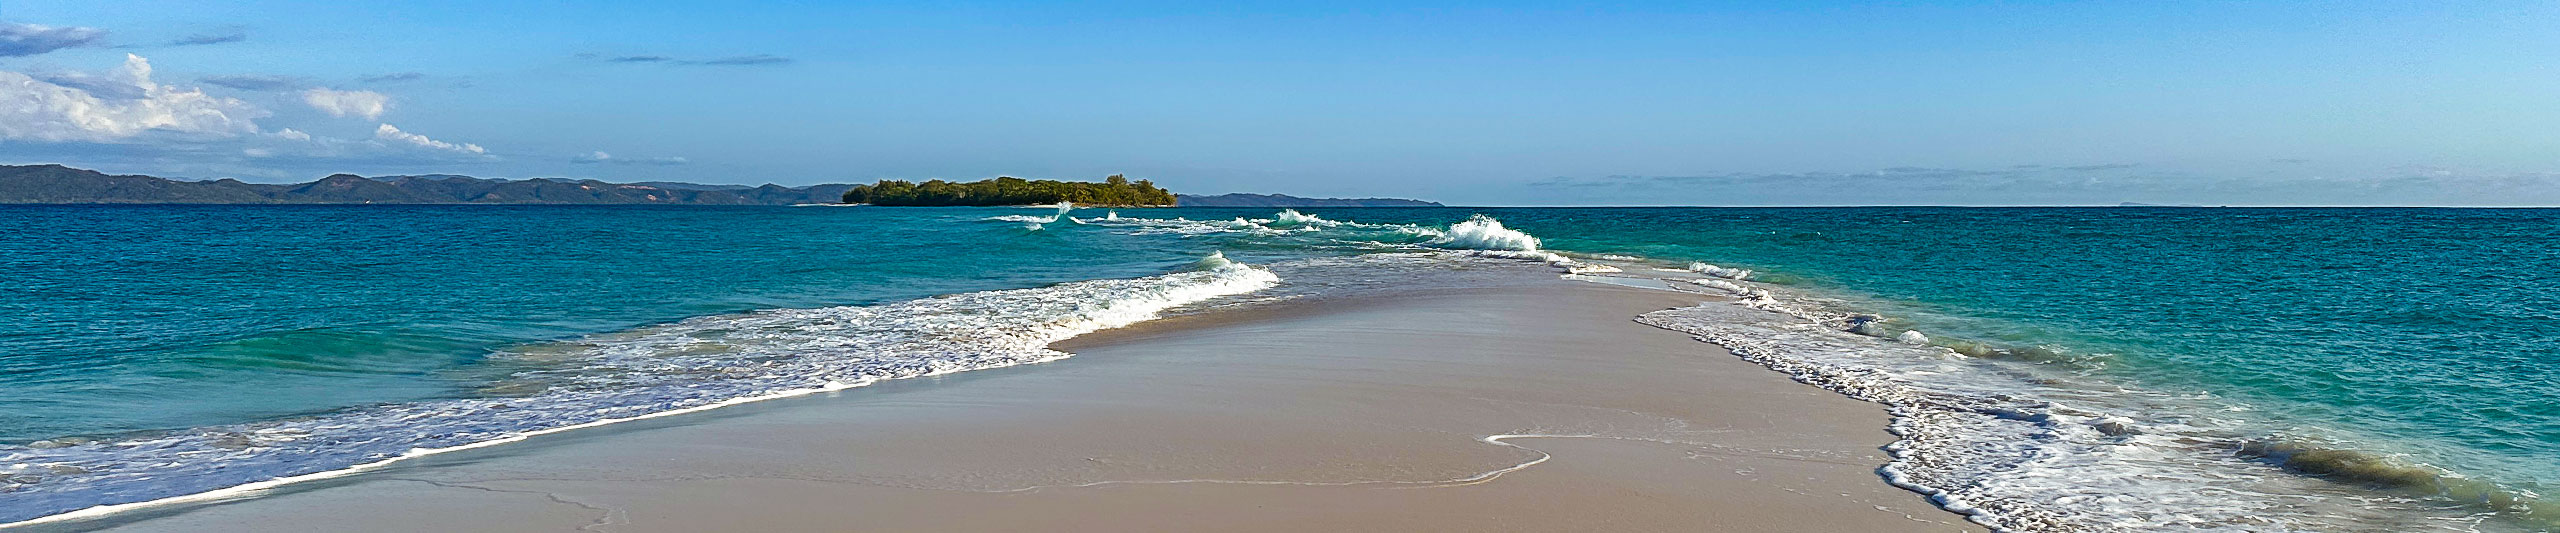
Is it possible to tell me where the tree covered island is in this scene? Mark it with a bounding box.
[841,175,1177,206]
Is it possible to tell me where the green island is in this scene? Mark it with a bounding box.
[841,175,1177,207]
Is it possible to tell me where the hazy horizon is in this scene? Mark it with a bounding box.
[3,2,2555,206]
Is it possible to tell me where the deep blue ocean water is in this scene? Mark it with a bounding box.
[4,205,2556,530]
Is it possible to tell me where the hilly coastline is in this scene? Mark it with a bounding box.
[0,165,853,205]
[0,164,1444,207]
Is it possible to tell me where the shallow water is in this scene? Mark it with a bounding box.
[4,205,2556,530]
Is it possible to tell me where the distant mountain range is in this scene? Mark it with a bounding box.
[1174,193,1441,207]
[0,164,1444,207]
[0,165,851,205]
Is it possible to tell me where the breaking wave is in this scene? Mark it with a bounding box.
[1431,214,1541,251]
[1686,262,1752,280]
[1267,209,1341,228]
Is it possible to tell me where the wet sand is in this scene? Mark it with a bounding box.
[81,276,1977,532]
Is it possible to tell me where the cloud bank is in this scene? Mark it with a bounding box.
[0,53,498,177]
[0,54,265,142]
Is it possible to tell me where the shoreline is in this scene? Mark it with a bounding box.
[61,273,1976,532]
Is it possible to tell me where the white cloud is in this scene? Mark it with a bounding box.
[0,54,265,142]
[303,88,389,120]
[0,53,502,173]
[374,123,485,154]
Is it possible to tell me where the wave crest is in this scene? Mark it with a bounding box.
[1432,215,1540,251]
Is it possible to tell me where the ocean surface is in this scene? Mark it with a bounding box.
[3,205,2556,531]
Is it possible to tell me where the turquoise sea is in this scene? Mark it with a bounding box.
[4,205,2556,531]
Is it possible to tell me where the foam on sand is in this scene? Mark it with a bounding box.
[1632,292,2481,532]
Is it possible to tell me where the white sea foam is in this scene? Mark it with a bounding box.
[0,255,1279,527]
[1634,292,2469,532]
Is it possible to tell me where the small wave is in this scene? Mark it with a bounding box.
[1266,209,1341,228]
[1431,215,1541,251]
[1686,262,1752,280]
[985,213,1067,230]
[2239,440,2447,488]
[1191,250,1235,271]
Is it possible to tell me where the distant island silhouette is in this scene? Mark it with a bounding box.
[0,164,1439,207]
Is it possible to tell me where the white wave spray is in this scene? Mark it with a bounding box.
[1431,214,1541,251]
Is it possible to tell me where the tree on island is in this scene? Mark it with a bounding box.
[841,175,1177,206]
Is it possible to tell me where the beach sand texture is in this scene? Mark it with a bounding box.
[89,278,1975,532]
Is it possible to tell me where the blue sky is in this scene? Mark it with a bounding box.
[2,1,2554,205]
